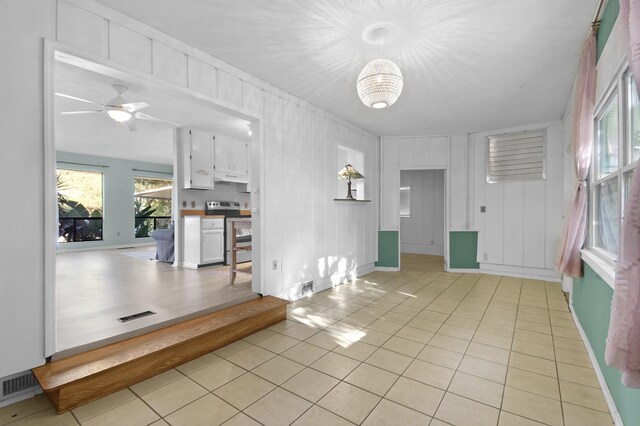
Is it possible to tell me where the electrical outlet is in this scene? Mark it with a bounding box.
[191,201,195,208]
[182,201,187,208]
[483,253,488,261]
[272,260,278,270]
[480,206,486,213]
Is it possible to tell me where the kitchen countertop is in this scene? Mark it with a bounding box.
[180,209,251,217]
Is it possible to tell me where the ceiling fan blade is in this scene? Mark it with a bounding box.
[121,102,149,113]
[55,93,105,107]
[60,110,104,115]
[121,117,137,132]
[135,112,181,127]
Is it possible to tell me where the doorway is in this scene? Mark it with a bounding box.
[399,169,446,258]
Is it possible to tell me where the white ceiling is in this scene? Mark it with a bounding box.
[55,61,251,165]
[95,0,598,136]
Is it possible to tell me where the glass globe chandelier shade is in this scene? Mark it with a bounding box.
[356,58,403,109]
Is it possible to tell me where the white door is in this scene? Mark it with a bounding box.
[189,128,214,189]
[201,229,224,264]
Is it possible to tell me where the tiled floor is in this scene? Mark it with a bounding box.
[1,254,613,426]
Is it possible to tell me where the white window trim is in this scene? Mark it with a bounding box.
[581,249,615,289]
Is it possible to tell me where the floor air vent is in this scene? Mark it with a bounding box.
[1,371,39,402]
[117,310,156,323]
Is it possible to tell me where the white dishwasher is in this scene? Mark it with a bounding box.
[183,216,224,268]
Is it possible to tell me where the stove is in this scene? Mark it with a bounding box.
[204,201,251,265]
[204,200,242,216]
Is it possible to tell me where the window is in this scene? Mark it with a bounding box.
[591,70,639,258]
[400,187,411,217]
[487,130,545,183]
[134,177,172,238]
[57,169,103,242]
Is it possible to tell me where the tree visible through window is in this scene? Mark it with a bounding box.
[57,169,103,242]
[134,177,172,238]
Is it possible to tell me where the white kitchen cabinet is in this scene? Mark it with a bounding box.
[214,133,249,183]
[183,216,224,268]
[182,127,215,189]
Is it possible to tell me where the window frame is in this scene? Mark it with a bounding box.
[133,175,173,239]
[589,65,639,262]
[56,166,105,243]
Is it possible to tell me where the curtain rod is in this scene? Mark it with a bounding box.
[57,161,109,168]
[132,168,173,175]
[592,0,606,30]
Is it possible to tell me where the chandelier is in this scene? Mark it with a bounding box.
[356,58,403,109]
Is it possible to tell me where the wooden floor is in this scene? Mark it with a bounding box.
[56,246,256,354]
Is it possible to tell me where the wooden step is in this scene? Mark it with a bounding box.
[33,296,288,413]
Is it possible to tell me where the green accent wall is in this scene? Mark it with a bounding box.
[449,231,480,269]
[375,231,399,268]
[572,262,640,426]
[597,0,619,60]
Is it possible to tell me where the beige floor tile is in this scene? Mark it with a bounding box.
[517,312,550,325]
[380,311,414,325]
[556,362,600,387]
[130,369,183,396]
[551,326,581,340]
[226,345,276,370]
[164,394,237,426]
[562,402,614,426]
[343,312,377,327]
[407,317,443,332]
[395,326,435,344]
[428,334,469,353]
[365,348,413,374]
[555,347,591,367]
[392,305,422,317]
[434,392,499,426]
[281,342,328,366]
[559,380,609,413]
[83,399,159,426]
[252,355,305,385]
[256,334,300,354]
[142,378,206,419]
[268,319,301,332]
[245,388,312,426]
[333,341,378,361]
[214,340,252,358]
[553,336,587,352]
[282,368,339,402]
[72,388,137,422]
[417,345,463,369]
[438,324,475,340]
[175,353,222,375]
[458,355,507,383]
[3,407,77,426]
[498,411,546,425]
[305,330,339,350]
[310,351,360,379]
[511,339,555,360]
[0,394,52,425]
[382,336,425,357]
[368,319,404,334]
[291,405,353,426]
[513,329,553,347]
[359,328,394,346]
[344,363,399,396]
[318,382,381,424]
[243,328,278,345]
[385,377,444,416]
[362,398,431,426]
[403,359,455,390]
[508,352,557,378]
[506,367,560,399]
[502,387,563,426]
[515,320,551,335]
[417,310,449,322]
[150,420,170,426]
[222,413,262,426]
[472,331,512,350]
[445,315,480,330]
[448,371,504,408]
[189,359,246,391]
[466,341,510,365]
[550,317,576,329]
[214,373,275,410]
[477,321,515,337]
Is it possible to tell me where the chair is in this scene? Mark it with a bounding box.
[152,228,174,262]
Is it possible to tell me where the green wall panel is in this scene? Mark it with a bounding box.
[375,231,399,268]
[449,231,479,269]
[597,0,619,60]
[573,262,640,426]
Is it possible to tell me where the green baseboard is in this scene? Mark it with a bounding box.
[375,231,399,268]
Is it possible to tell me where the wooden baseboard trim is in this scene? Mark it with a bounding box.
[32,296,288,413]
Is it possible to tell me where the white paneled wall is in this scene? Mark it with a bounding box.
[55,0,380,302]
[400,170,445,256]
[470,121,564,279]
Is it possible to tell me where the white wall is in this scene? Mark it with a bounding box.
[470,121,564,280]
[400,170,445,255]
[0,0,379,378]
[0,0,56,378]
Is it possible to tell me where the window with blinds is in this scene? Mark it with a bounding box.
[487,129,546,183]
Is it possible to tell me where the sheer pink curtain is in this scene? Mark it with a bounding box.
[556,29,597,277]
[605,0,640,388]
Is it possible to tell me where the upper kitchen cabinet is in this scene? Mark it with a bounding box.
[182,127,215,190]
[214,134,249,183]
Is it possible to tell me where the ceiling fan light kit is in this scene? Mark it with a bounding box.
[357,23,403,109]
[106,107,132,122]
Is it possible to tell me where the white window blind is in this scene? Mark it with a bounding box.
[487,130,545,183]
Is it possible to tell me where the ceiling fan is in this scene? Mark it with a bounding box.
[56,84,179,131]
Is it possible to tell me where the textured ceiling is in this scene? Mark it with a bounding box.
[96,0,597,136]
